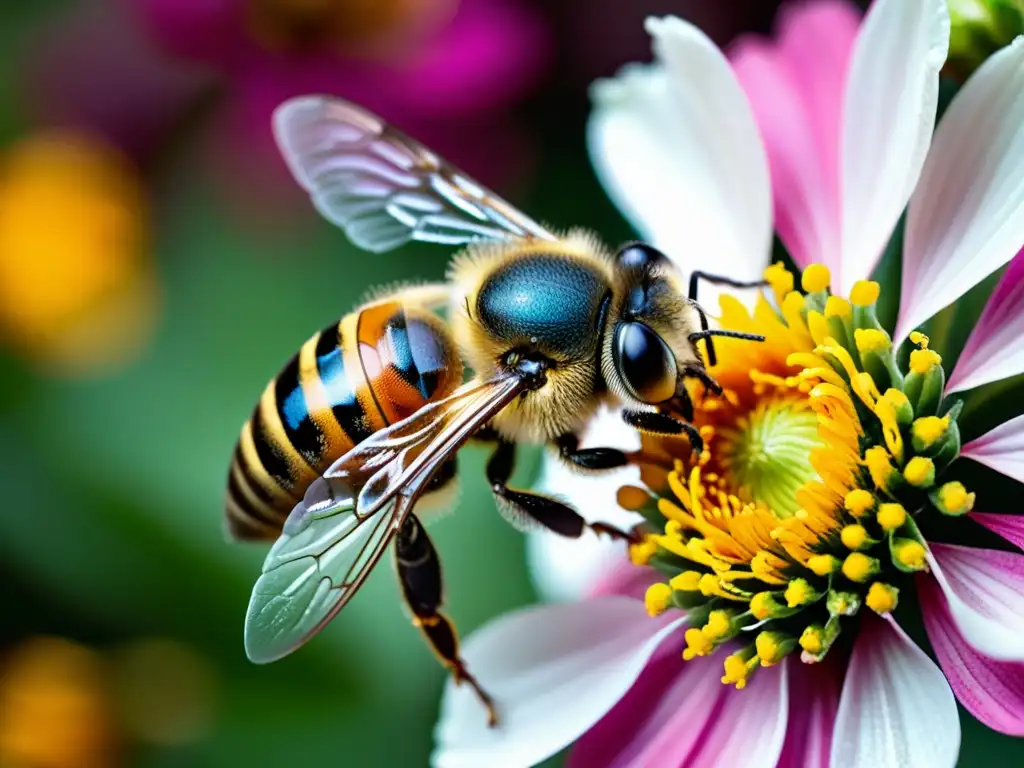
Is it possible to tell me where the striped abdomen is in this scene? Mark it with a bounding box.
[226,300,463,540]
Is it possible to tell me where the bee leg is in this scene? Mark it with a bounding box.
[666,385,695,423]
[622,409,704,456]
[681,364,724,398]
[553,433,631,470]
[395,514,498,727]
[486,440,638,543]
[688,271,768,367]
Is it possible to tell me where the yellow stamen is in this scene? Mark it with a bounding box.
[764,262,794,303]
[703,610,734,641]
[903,456,935,488]
[644,583,673,617]
[854,328,890,354]
[799,625,826,655]
[801,264,831,293]
[912,416,949,449]
[842,552,879,583]
[824,296,852,319]
[909,331,929,348]
[755,631,793,666]
[893,539,928,571]
[910,348,942,374]
[840,524,870,550]
[807,554,840,576]
[866,582,899,615]
[682,627,714,660]
[629,536,659,566]
[935,481,975,516]
[750,592,781,620]
[784,578,818,608]
[876,503,907,532]
[864,446,898,490]
[670,571,704,591]
[721,650,758,689]
[880,389,913,424]
[850,281,880,306]
[844,489,875,517]
[698,573,720,597]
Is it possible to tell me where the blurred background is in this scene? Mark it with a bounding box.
[0,1,888,766]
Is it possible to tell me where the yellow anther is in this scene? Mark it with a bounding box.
[864,445,898,490]
[909,348,942,374]
[784,578,818,608]
[842,552,879,583]
[670,570,703,592]
[903,456,935,488]
[850,280,880,307]
[877,503,907,532]
[841,524,870,550]
[682,627,714,660]
[750,591,780,620]
[629,537,659,566]
[909,331,929,348]
[807,554,840,576]
[844,489,875,517]
[866,582,900,615]
[802,264,831,293]
[755,631,793,666]
[721,650,757,689]
[893,539,928,571]
[644,583,673,617]
[935,481,975,516]
[617,485,651,511]
[698,573,720,597]
[854,328,891,353]
[880,388,913,425]
[824,295,852,318]
[764,262,794,300]
[800,625,826,655]
[703,610,733,641]
[912,415,949,448]
[827,589,860,616]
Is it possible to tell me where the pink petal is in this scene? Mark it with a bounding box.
[729,0,860,270]
[830,613,959,767]
[588,558,661,602]
[919,574,1024,736]
[927,542,1024,661]
[969,512,1024,551]
[961,413,1024,484]
[779,658,841,768]
[948,247,1024,392]
[568,649,788,768]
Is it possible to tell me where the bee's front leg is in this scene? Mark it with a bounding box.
[553,433,633,471]
[395,514,498,727]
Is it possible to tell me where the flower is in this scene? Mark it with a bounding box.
[0,132,158,374]
[434,0,1024,765]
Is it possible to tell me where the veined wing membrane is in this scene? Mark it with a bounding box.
[273,95,556,252]
[244,376,527,663]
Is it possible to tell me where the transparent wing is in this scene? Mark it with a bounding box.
[243,375,527,663]
[273,95,557,252]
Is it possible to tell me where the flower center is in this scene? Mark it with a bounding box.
[625,263,976,690]
[716,397,821,518]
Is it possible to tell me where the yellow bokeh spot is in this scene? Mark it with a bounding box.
[893,539,928,571]
[842,552,878,582]
[854,328,890,354]
[801,264,831,293]
[903,456,935,488]
[844,489,875,517]
[840,524,869,550]
[850,280,880,306]
[876,503,908,531]
[644,583,673,617]
[910,348,943,374]
[866,582,899,615]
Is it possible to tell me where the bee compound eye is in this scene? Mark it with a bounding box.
[616,243,668,271]
[613,322,678,404]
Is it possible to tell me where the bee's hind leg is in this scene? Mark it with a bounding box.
[486,440,638,544]
[395,514,498,727]
[553,432,633,470]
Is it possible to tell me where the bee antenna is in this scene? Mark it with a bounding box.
[688,330,766,343]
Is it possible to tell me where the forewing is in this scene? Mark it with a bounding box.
[273,95,556,252]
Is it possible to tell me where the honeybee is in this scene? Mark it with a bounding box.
[231,95,764,725]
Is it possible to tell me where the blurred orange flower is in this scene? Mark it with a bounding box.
[0,637,119,768]
[0,132,158,375]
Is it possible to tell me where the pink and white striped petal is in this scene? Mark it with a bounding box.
[729,0,860,272]
[919,574,1024,736]
[837,0,949,295]
[947,248,1024,393]
[829,613,959,768]
[896,37,1024,343]
[961,414,1024,484]
[969,512,1024,552]
[927,542,1024,662]
[432,597,685,768]
[779,658,840,768]
[567,648,788,768]
[587,16,772,289]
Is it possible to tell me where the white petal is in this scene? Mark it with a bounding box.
[829,615,959,768]
[896,37,1024,342]
[927,542,1024,661]
[837,0,949,294]
[528,408,643,602]
[588,15,772,291]
[431,597,685,768]
[960,413,1024,482]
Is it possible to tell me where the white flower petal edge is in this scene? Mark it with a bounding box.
[896,36,1024,343]
[829,614,959,768]
[926,542,1024,662]
[587,15,772,288]
[961,413,1024,482]
[431,597,685,768]
[837,0,949,295]
[527,408,642,602]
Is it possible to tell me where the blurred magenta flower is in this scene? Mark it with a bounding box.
[134,0,551,215]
